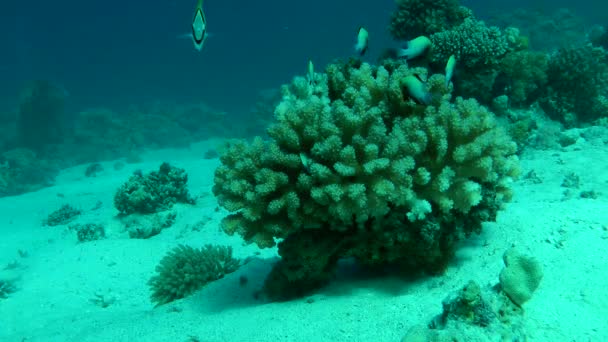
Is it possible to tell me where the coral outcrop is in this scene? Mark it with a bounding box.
[213,60,519,299]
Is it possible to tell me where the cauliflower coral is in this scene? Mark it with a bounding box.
[213,59,519,300]
[540,44,608,126]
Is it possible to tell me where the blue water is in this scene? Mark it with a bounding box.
[1,0,602,115]
[1,1,390,115]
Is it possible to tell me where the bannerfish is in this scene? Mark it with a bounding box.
[191,0,208,51]
[355,27,369,56]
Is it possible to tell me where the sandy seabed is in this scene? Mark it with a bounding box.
[0,135,607,342]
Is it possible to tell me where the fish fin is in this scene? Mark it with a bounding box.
[446,77,453,88]
[397,48,410,59]
[412,73,425,82]
[422,92,433,105]
[355,43,367,56]
[177,33,191,40]
[397,40,413,59]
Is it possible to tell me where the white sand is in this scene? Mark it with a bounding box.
[1,134,607,342]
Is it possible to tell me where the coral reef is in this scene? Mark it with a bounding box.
[389,0,472,39]
[148,244,240,306]
[540,44,608,126]
[122,212,176,239]
[213,60,520,299]
[69,223,106,242]
[499,248,543,307]
[114,162,195,215]
[437,280,496,327]
[430,18,511,70]
[503,109,539,151]
[0,148,58,197]
[496,50,548,107]
[403,281,526,341]
[43,204,82,227]
[390,2,547,110]
[402,248,542,341]
[429,18,524,104]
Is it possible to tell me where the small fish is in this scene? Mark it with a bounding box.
[401,75,431,105]
[397,36,431,60]
[300,152,312,172]
[445,55,456,86]
[307,60,315,86]
[191,0,208,51]
[355,27,369,56]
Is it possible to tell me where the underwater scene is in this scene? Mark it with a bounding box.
[1,0,607,340]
